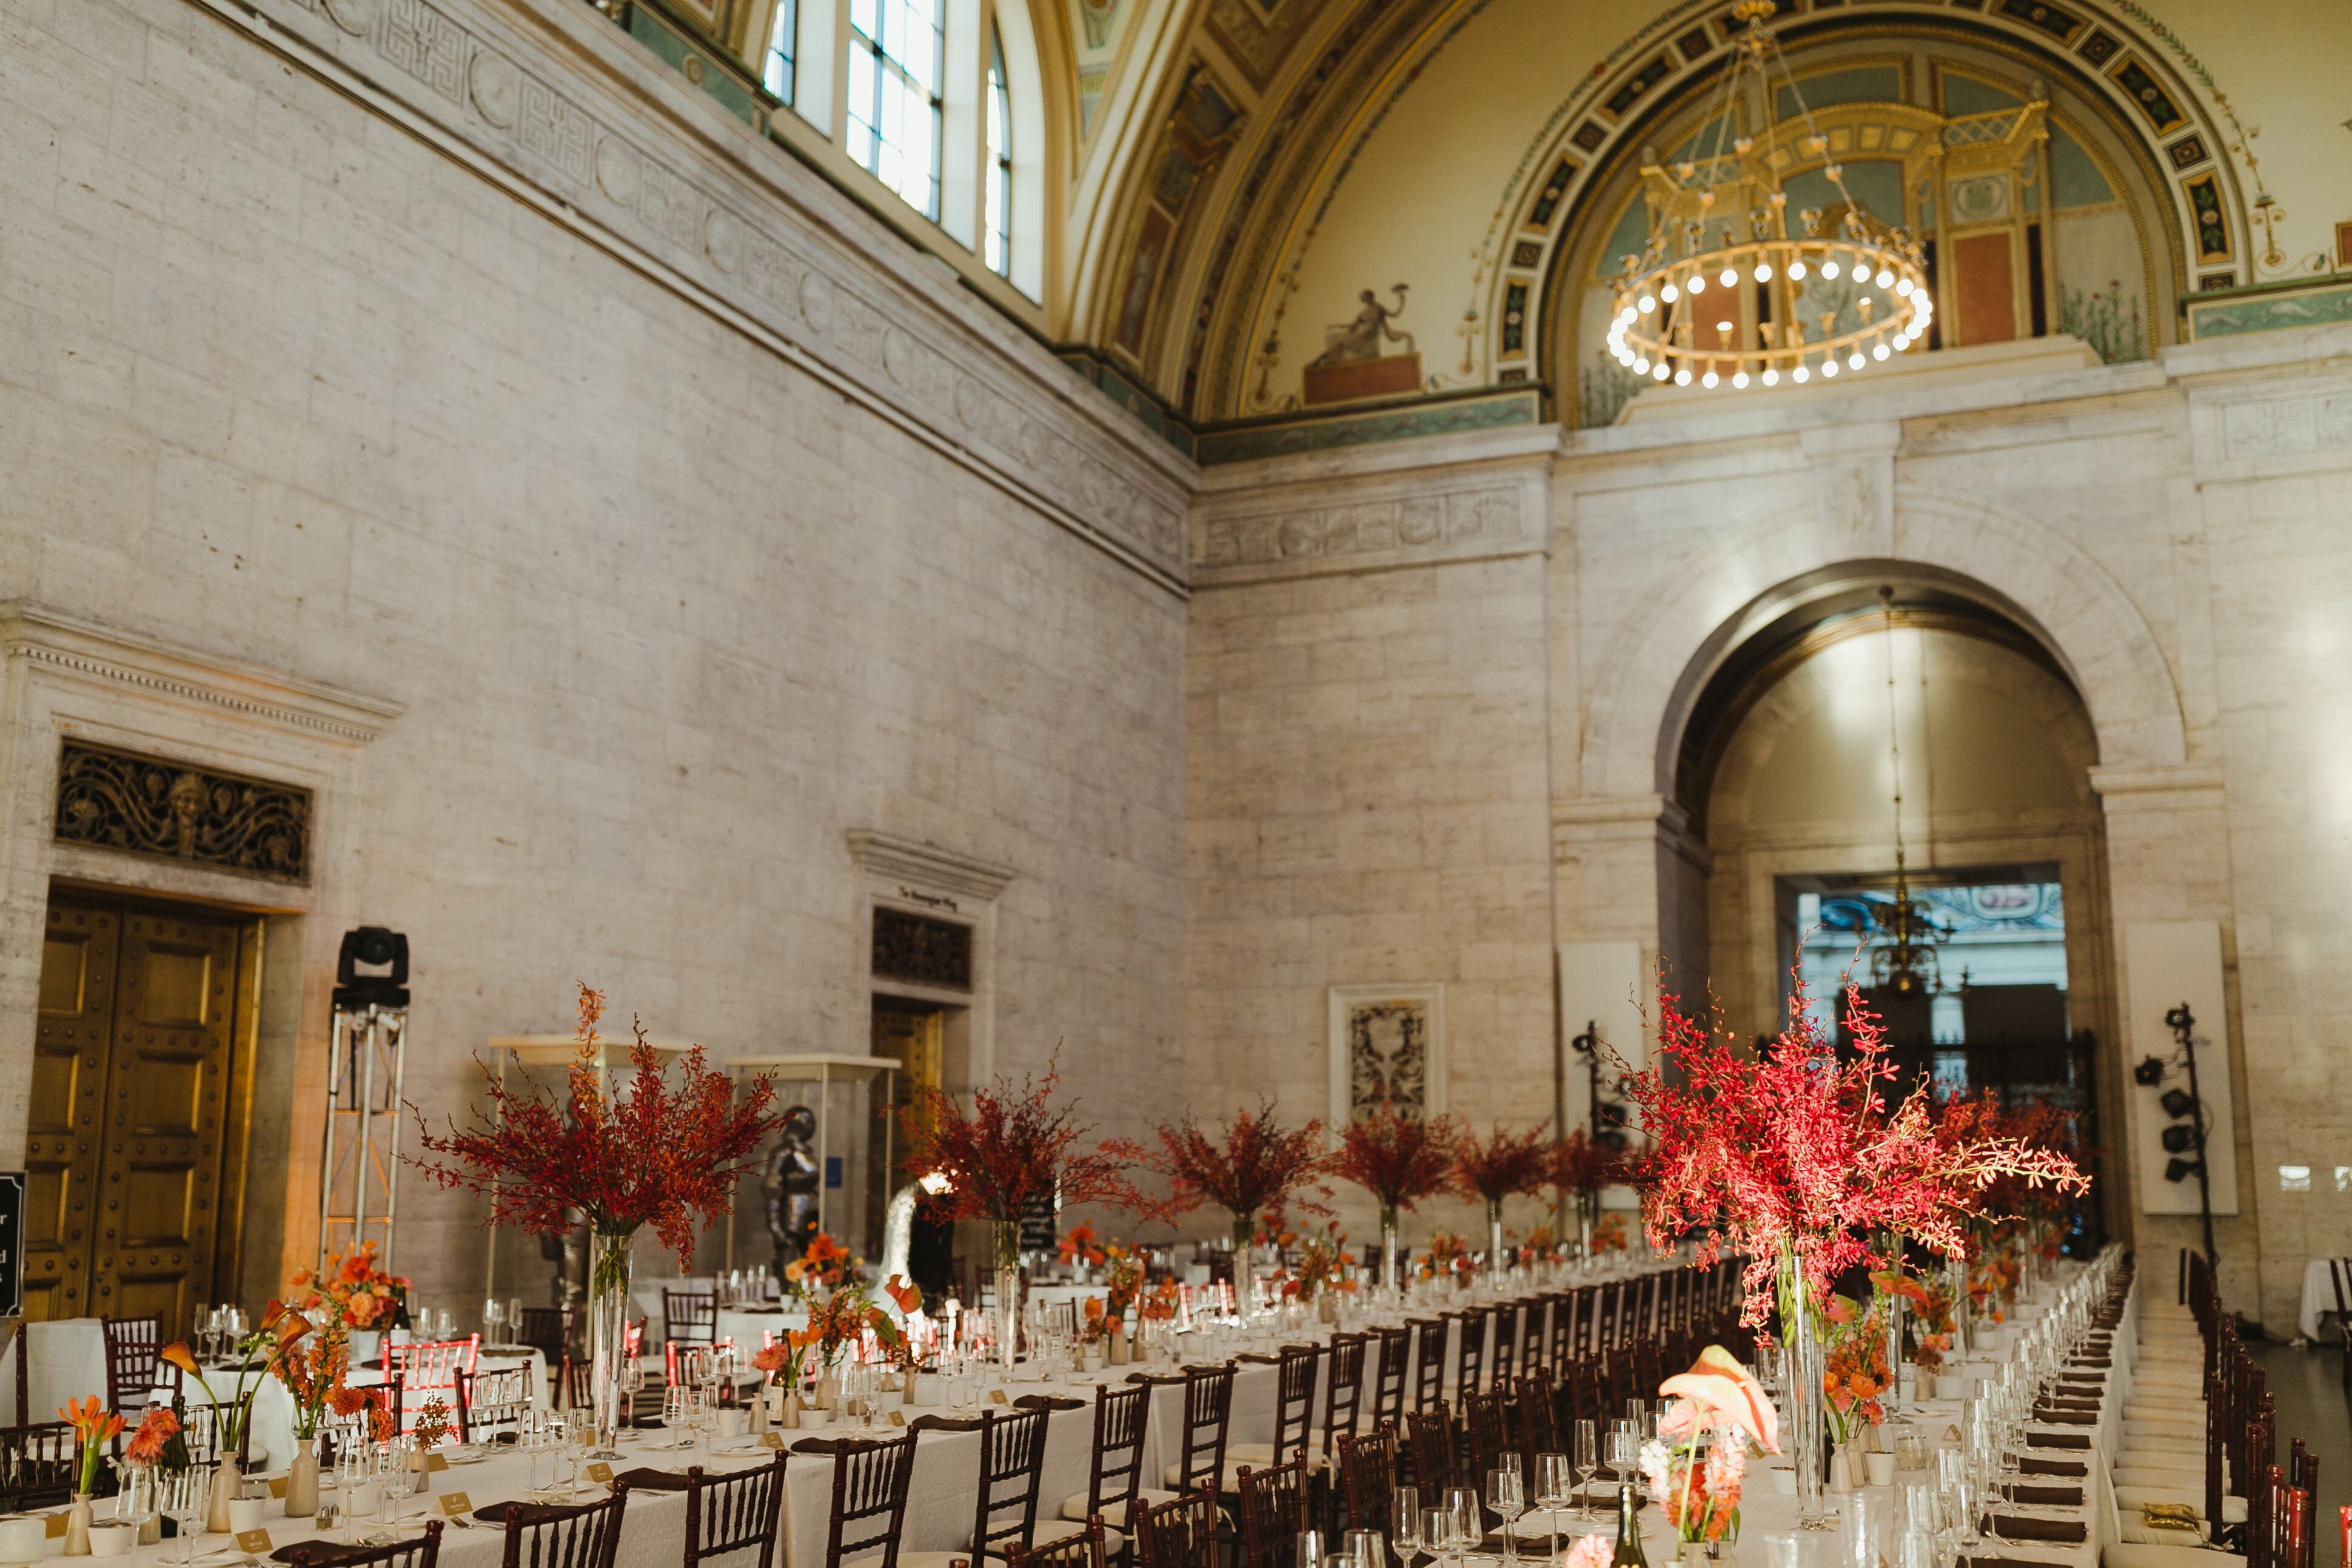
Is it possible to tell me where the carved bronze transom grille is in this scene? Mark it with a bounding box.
[53,740,310,882]
[871,906,973,990]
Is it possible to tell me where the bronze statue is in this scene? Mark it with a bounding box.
[763,1105,821,1272]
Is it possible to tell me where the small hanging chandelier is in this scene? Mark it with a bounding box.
[1606,0,1932,392]
[1870,588,1951,997]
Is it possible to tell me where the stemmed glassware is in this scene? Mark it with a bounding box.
[1535,1453,1570,1560]
[1488,1467,1525,1568]
[336,1441,375,1541]
[160,1466,210,1566]
[1444,1486,1478,1568]
[1421,1509,1454,1568]
[1573,1419,1600,1521]
[1393,1487,1422,1568]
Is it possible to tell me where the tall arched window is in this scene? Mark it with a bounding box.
[848,0,945,219]
[983,25,1011,276]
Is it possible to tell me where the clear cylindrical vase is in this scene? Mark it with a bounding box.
[1230,1214,1256,1318]
[1780,1247,1834,1531]
[994,1222,1022,1372]
[1379,1208,1401,1296]
[587,1227,634,1458]
[1487,1203,1508,1282]
[1947,1250,1972,1357]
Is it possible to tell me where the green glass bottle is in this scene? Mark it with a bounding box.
[1612,1476,1649,1568]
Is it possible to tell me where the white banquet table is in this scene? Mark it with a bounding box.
[2297,1256,2344,1341]
[0,1319,112,1426]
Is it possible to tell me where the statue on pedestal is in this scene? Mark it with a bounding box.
[763,1105,821,1273]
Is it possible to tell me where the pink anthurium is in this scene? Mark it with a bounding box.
[1659,1344,1781,1453]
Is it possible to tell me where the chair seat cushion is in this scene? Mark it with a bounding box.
[1062,1489,1176,1526]
[1164,1460,1255,1491]
[2115,1487,2246,1526]
[2102,1544,2245,1568]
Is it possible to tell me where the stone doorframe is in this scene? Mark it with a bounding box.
[0,602,403,1290]
[845,829,1014,1088]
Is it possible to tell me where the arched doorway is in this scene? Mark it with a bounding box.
[1672,574,2123,1242]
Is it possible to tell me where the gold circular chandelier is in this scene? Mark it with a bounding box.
[1606,0,1933,392]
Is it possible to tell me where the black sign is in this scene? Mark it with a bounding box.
[0,1171,22,1318]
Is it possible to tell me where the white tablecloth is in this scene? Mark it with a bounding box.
[0,1319,112,1426]
[2297,1257,2345,1341]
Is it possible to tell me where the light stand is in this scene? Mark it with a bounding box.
[2163,1003,2219,1273]
[318,928,410,1273]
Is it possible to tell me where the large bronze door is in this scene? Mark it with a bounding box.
[30,894,255,1335]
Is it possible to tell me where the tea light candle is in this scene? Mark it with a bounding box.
[0,1516,47,1564]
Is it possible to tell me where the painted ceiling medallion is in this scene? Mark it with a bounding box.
[1605,0,1932,394]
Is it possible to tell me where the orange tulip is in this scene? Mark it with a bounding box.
[160,1342,201,1376]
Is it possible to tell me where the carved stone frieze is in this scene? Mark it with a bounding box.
[1195,482,1529,585]
[218,0,1191,583]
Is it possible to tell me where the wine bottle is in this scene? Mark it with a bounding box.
[1612,1477,1648,1568]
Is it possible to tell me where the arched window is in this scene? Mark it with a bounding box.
[983,25,1011,276]
[848,0,945,218]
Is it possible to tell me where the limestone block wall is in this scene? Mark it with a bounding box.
[0,0,1188,1308]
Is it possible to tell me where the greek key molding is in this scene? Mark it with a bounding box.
[211,0,1193,588]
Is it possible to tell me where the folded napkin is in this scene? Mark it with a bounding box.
[2028,1432,2091,1450]
[2020,1456,2088,1479]
[1981,1515,2086,1544]
[1014,1395,1087,1412]
[268,1541,344,1563]
[2032,1408,2099,1427]
[2004,1484,2084,1507]
[1963,1558,2066,1568]
[615,1467,692,1490]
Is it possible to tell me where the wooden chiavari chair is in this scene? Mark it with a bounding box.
[102,1316,163,1414]
[389,1337,481,1403]
[1057,1382,1162,1544]
[817,1432,921,1568]
[287,1516,445,1568]
[1158,1364,1238,1495]
[1231,1345,1319,1467]
[1409,1321,1446,1416]
[1133,1490,1220,1568]
[1516,1374,1560,1467]
[1234,1457,1309,1568]
[1336,1426,1398,1534]
[663,1290,717,1345]
[1461,1389,1515,1482]
[500,1486,629,1568]
[1369,1325,1412,1431]
[1316,1333,1368,1468]
[0,1420,82,1512]
[1451,1313,1486,1401]
[1406,1404,1453,1498]
[1008,1519,1108,1568]
[665,1454,789,1568]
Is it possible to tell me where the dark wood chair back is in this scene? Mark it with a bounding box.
[1268,1345,1320,1466]
[970,1407,1052,1560]
[1553,1291,1586,1365]
[1133,1490,1221,1568]
[1370,1325,1412,1429]
[1320,1333,1367,1458]
[102,1316,163,1413]
[1171,1365,1235,1494]
[1235,1456,1310,1568]
[1461,1389,1514,1481]
[1081,1382,1152,1526]
[517,1308,573,1364]
[1406,1402,1453,1496]
[1409,1321,1446,1416]
[1493,1305,1523,1386]
[1592,1283,1621,1352]
[1336,1425,1398,1533]
[0,1420,82,1511]
[1516,1374,1559,1462]
[1009,1519,1108,1568]
[664,1291,717,1345]
[287,1516,445,1568]
[499,1484,630,1568]
[819,1432,922,1568]
[682,1452,788,1568]
[1452,1313,1486,1399]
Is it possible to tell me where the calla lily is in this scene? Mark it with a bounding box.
[1658,1344,1780,1453]
[160,1341,202,1376]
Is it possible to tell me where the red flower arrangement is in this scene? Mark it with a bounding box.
[1143,1101,1333,1245]
[412,985,783,1269]
[1621,976,2089,1324]
[1056,1223,1107,1268]
[785,1233,859,1296]
[902,1064,1144,1265]
[1330,1106,1458,1225]
[290,1241,409,1329]
[1549,1127,1626,1202]
[1451,1121,1553,1215]
[123,1404,178,1467]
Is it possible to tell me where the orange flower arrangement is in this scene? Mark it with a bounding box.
[290,1241,409,1330]
[162,1302,311,1462]
[60,1396,124,1492]
[274,1311,352,1441]
[754,1328,817,1391]
[1056,1223,1107,1268]
[124,1405,179,1467]
[784,1233,858,1296]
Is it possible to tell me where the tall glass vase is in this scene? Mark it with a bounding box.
[993,1222,1022,1372]
[1230,1214,1256,1318]
[1778,1246,1834,1531]
[1881,1276,1906,1418]
[1379,1208,1401,1296]
[1947,1250,1972,1357]
[1487,1201,1508,1283]
[587,1227,635,1458]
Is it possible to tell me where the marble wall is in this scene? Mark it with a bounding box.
[0,0,1190,1308]
[1188,329,2352,1330]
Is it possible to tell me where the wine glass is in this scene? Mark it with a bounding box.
[1534,1453,1570,1563]
[1487,1468,1524,1568]
[1299,1532,1327,1568]
[1345,1529,1388,1568]
[1443,1486,1478,1568]
[115,1464,157,1541]
[160,1464,209,1567]
[1573,1419,1599,1521]
[1421,1507,1454,1568]
[1605,1424,1641,1505]
[335,1442,373,1542]
[662,1384,692,1450]
[1393,1486,1422,1567]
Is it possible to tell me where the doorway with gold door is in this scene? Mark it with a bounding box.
[866,1001,951,1296]
[25,891,261,1338]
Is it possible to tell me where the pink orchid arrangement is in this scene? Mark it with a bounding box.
[1620,975,2089,1323]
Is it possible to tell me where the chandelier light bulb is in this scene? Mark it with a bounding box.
[1702,370,1720,388]
[1820,358,1837,378]
[1875,269,1895,288]
[1674,368,1692,386]
[1873,343,1891,361]
[1792,364,1810,383]
[1689,275,1707,293]
[1638,295,1657,313]
[1789,260,1808,280]
[1621,306,1638,324]
[1895,278,1912,296]
[1754,263,1773,282]
[1732,370,1749,388]
[1761,368,1779,386]
[1848,350,1865,369]
[1652,360,1671,381]
[1718,266,1738,287]
[1633,356,1650,374]
[1662,283,1680,303]
[1821,260,1841,279]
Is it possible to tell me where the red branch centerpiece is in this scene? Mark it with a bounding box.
[901,1064,1143,1367]
[1330,1106,1458,1290]
[1547,1126,1626,1251]
[410,984,783,1452]
[1450,1122,1553,1278]
[1619,974,2086,1524]
[1143,1101,1333,1310]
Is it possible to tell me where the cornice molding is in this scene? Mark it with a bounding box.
[196,0,1196,591]
[845,829,1017,903]
[0,602,403,746]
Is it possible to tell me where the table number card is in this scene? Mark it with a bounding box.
[44,1515,66,1540]
[988,1389,1009,1406]
[426,1453,451,1473]
[586,1463,615,1484]
[269,1478,289,1499]
[762,1433,786,1449]
[886,1412,905,1427]
[238,1530,275,1553]
[439,1492,472,1518]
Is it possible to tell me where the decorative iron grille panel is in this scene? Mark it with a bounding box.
[53,741,310,882]
[871,906,972,990]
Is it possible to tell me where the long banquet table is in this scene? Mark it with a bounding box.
[4,1251,2126,1568]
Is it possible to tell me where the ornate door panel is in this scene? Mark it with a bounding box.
[87,909,243,1335]
[27,903,119,1321]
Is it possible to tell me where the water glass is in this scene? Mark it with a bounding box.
[1487,1469,1525,1567]
[160,1466,210,1566]
[1345,1529,1387,1568]
[1444,1487,1478,1567]
[1421,1509,1453,1568]
[1299,1532,1327,1568]
[1573,1419,1599,1519]
[1392,1487,1422,1566]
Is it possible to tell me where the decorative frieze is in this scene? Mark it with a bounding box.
[54,742,312,883]
[1196,483,1528,584]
